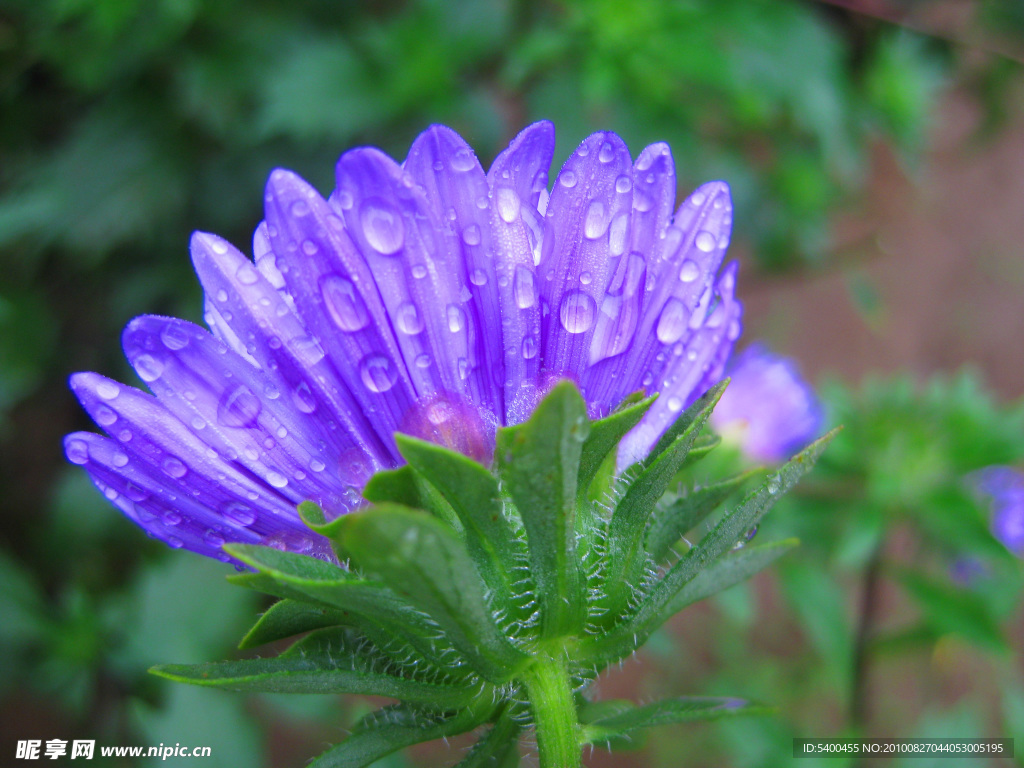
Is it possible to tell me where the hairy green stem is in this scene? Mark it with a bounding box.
[521,652,580,768]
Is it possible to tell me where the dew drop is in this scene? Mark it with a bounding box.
[96,380,120,400]
[163,510,182,526]
[162,457,187,479]
[615,175,632,194]
[514,266,536,309]
[411,264,428,279]
[462,224,481,246]
[521,336,538,360]
[608,212,629,256]
[320,274,369,332]
[767,475,781,495]
[447,304,466,333]
[217,384,262,428]
[66,439,89,465]
[359,355,398,393]
[290,200,310,217]
[235,262,260,286]
[291,382,316,414]
[691,190,707,206]
[667,396,683,413]
[336,189,354,210]
[223,502,256,527]
[165,536,184,549]
[359,198,405,255]
[112,451,129,468]
[656,298,689,344]
[469,268,487,286]
[584,200,609,239]
[496,187,520,223]
[216,289,228,303]
[695,230,716,253]
[450,148,476,172]
[309,458,326,472]
[679,260,701,283]
[415,353,432,369]
[559,291,596,334]
[204,530,226,548]
[396,302,423,334]
[598,141,615,163]
[559,170,577,188]
[94,405,117,427]
[266,471,288,489]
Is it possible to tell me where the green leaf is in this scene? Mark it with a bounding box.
[224,545,448,667]
[580,697,774,744]
[362,466,422,508]
[897,570,1007,653]
[603,383,725,616]
[152,627,478,706]
[454,707,522,767]
[495,380,588,638]
[310,703,491,768]
[239,599,350,650]
[340,504,527,681]
[646,380,729,466]
[395,434,519,605]
[578,393,656,496]
[646,469,761,563]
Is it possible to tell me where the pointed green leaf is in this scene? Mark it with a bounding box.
[239,599,351,649]
[646,380,729,466]
[454,707,522,767]
[362,465,421,507]
[578,393,656,496]
[224,545,450,668]
[310,703,492,768]
[495,380,588,637]
[152,628,479,706]
[395,434,519,605]
[580,696,774,745]
[341,504,527,682]
[602,383,725,617]
[646,469,761,563]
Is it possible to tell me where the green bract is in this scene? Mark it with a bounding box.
[152,381,834,768]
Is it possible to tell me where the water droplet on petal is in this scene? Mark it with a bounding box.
[667,396,683,413]
[309,458,326,472]
[359,355,397,393]
[94,405,117,427]
[514,266,536,309]
[469,268,487,286]
[162,457,187,478]
[217,384,262,427]
[223,501,256,527]
[290,200,310,217]
[266,471,288,488]
[112,451,129,468]
[462,224,481,246]
[496,187,520,223]
[67,439,89,464]
[163,510,182,526]
[608,212,629,256]
[679,260,700,283]
[396,302,423,334]
[559,291,596,334]
[615,175,632,194]
[411,264,428,279]
[415,353,432,369]
[695,230,716,252]
[96,380,119,400]
[204,529,226,548]
[359,198,404,255]
[599,141,615,163]
[522,336,538,360]
[235,262,260,286]
[320,274,369,332]
[291,382,316,414]
[336,189,354,210]
[447,304,466,333]
[656,298,689,344]
[559,170,577,188]
[450,148,476,172]
[584,200,609,239]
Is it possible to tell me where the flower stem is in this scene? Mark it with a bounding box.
[521,651,580,768]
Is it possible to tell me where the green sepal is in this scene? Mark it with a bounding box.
[645,469,762,563]
[578,392,656,497]
[495,380,588,638]
[151,627,479,706]
[579,696,774,745]
[454,707,522,767]
[395,433,520,608]
[239,599,350,649]
[645,380,729,466]
[310,703,494,768]
[224,544,451,668]
[602,381,725,617]
[339,503,527,682]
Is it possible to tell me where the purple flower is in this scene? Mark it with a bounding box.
[709,343,822,463]
[973,467,1024,556]
[65,122,742,563]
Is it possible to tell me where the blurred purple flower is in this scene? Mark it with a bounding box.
[65,122,742,563]
[973,467,1024,556]
[709,343,822,463]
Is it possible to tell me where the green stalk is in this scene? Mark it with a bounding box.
[521,651,580,768]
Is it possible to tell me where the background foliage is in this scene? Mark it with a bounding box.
[1,0,1022,765]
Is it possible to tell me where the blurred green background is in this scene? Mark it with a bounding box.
[2,0,1023,765]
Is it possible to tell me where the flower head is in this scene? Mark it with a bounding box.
[973,466,1024,556]
[709,343,822,463]
[65,122,742,563]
